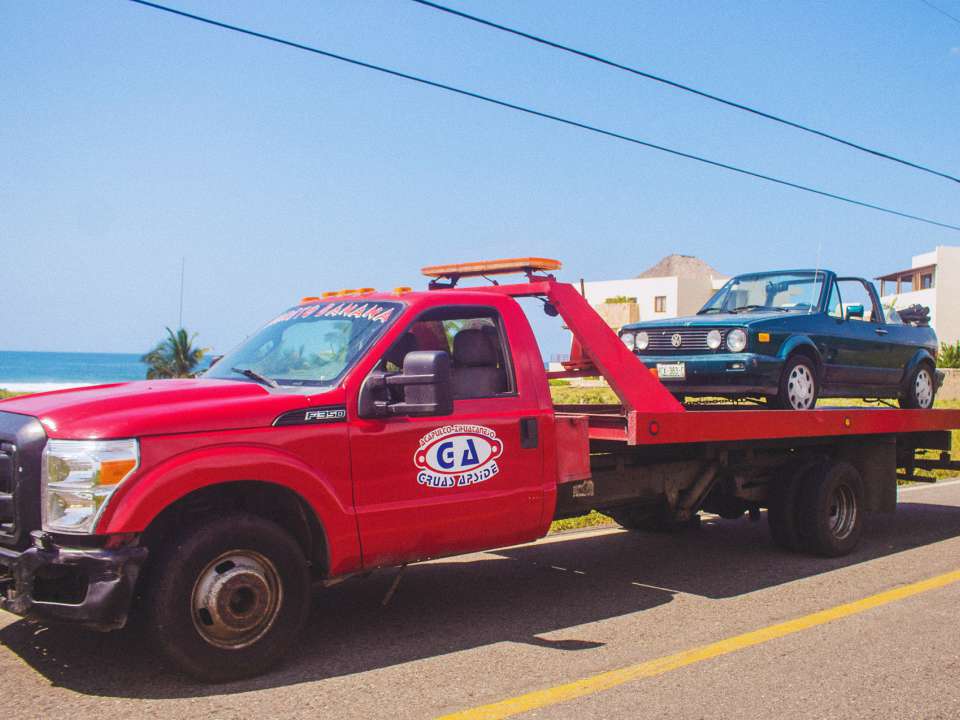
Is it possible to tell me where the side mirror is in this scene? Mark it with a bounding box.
[358,350,454,418]
[845,304,864,320]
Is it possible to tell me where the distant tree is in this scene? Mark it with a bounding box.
[142,327,208,379]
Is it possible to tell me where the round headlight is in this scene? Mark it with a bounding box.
[636,331,650,351]
[726,328,748,352]
[706,329,722,350]
[621,332,636,351]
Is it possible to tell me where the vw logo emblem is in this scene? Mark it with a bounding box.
[671,333,683,347]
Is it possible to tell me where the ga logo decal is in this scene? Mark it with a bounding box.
[414,424,503,489]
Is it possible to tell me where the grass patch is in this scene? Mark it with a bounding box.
[549,510,615,533]
[0,390,26,400]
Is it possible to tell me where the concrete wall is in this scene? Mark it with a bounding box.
[933,247,960,347]
[583,277,680,322]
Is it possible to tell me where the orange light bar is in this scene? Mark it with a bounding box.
[321,291,340,298]
[421,257,562,279]
[300,296,320,303]
[355,287,376,294]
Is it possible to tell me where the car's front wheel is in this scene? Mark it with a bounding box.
[899,362,936,409]
[770,355,819,410]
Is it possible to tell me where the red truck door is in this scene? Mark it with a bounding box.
[349,302,546,568]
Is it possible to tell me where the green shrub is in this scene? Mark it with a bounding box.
[604,296,637,304]
[938,341,960,369]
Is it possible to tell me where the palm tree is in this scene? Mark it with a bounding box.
[142,327,208,379]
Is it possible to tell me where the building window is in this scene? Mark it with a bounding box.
[654,296,666,313]
[921,272,934,289]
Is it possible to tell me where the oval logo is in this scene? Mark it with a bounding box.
[414,424,503,489]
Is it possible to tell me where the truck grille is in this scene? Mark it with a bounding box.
[638,327,727,353]
[0,413,46,550]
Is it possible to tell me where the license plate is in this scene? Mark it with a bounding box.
[657,362,686,380]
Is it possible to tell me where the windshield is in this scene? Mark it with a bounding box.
[205,300,402,388]
[699,271,827,314]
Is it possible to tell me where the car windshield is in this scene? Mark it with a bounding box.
[699,271,827,314]
[205,300,402,388]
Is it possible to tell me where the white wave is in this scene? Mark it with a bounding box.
[0,382,97,394]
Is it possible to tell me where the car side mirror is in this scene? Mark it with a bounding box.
[845,304,864,320]
[358,350,453,418]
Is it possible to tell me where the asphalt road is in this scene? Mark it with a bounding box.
[2,480,960,719]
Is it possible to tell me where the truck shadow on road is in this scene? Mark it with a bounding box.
[1,500,959,698]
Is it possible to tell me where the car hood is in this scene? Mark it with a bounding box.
[623,312,791,330]
[0,379,333,439]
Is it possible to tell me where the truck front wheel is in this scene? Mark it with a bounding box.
[143,512,311,681]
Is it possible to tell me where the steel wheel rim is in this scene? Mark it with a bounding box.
[191,550,283,650]
[828,484,857,540]
[915,368,934,409]
[786,364,816,409]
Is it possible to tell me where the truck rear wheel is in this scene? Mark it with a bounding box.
[143,512,311,682]
[796,461,864,557]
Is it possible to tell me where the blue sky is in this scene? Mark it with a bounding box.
[2,0,958,357]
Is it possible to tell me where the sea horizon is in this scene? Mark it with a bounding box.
[0,350,152,392]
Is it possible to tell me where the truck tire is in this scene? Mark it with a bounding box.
[143,512,311,682]
[767,470,805,552]
[899,362,936,409]
[604,503,684,532]
[796,461,864,557]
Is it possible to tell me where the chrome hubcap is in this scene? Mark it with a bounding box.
[191,551,283,649]
[828,484,857,540]
[787,364,816,409]
[915,369,934,408]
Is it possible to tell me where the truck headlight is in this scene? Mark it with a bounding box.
[635,331,650,351]
[726,328,748,353]
[621,333,636,351]
[41,439,139,534]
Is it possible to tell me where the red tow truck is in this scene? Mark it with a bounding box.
[1,257,959,681]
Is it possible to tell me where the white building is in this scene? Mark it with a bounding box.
[583,254,727,329]
[878,246,960,347]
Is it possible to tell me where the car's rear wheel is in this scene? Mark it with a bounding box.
[899,362,936,409]
[771,355,819,410]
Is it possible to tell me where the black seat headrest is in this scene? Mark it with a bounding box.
[383,333,418,368]
[453,328,498,367]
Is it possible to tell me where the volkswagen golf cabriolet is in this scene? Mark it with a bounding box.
[619,269,939,410]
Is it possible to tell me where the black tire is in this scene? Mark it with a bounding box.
[143,512,311,682]
[767,470,805,552]
[770,355,819,410]
[604,503,677,532]
[796,461,864,557]
[899,362,936,409]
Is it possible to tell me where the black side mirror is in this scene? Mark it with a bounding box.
[358,350,453,418]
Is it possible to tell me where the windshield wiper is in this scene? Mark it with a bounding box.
[730,305,787,313]
[231,367,279,388]
[698,307,724,314]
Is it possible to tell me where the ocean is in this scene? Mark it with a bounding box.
[0,351,152,393]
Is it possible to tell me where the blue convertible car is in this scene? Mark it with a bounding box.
[619,269,940,410]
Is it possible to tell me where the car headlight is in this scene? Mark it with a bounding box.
[635,331,650,351]
[707,329,722,350]
[41,439,139,534]
[621,332,636,351]
[726,328,748,353]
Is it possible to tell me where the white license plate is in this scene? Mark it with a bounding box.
[657,362,686,380]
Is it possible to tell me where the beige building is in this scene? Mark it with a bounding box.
[583,254,727,331]
[878,246,960,346]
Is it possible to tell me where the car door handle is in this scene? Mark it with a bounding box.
[875,328,889,336]
[520,417,539,449]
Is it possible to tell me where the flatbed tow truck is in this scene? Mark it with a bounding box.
[1,257,959,681]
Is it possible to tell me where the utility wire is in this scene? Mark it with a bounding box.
[410,0,960,186]
[919,0,960,26]
[126,0,960,232]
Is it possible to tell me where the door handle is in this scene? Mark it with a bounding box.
[875,328,889,336]
[520,417,539,449]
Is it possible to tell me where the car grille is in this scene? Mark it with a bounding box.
[635,327,728,353]
[0,413,46,550]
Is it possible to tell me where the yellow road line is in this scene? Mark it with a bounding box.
[439,568,960,720]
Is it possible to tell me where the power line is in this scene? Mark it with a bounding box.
[410,0,960,186]
[919,0,960,26]
[126,0,960,233]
